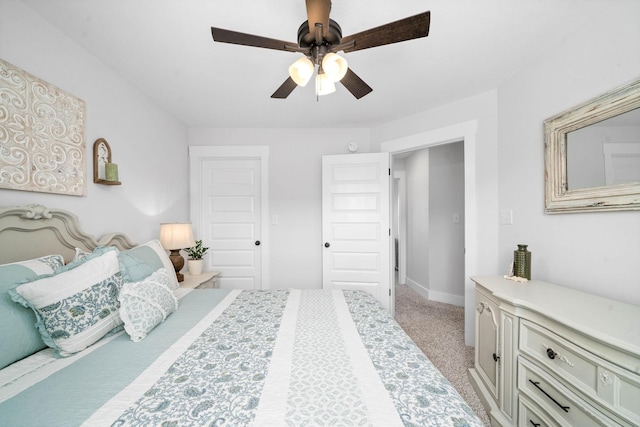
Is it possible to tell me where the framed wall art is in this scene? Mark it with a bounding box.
[0,58,86,196]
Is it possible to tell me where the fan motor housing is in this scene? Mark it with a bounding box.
[297,19,342,47]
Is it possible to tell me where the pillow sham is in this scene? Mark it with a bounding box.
[118,240,178,290]
[119,268,178,342]
[0,255,65,369]
[10,250,124,357]
[74,247,91,262]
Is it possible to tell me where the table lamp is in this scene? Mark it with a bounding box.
[159,222,196,282]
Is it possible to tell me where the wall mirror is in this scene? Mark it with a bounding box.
[544,77,640,213]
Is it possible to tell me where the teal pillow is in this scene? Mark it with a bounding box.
[118,240,178,289]
[0,255,65,369]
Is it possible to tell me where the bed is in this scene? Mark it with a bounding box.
[0,205,483,426]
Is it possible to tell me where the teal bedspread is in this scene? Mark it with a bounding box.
[0,289,482,426]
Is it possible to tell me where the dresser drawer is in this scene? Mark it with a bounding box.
[518,395,560,427]
[520,319,640,425]
[518,357,618,426]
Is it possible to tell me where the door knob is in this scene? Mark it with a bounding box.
[255,240,261,246]
[324,242,330,248]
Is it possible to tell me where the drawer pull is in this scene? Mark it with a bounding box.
[528,379,570,413]
[542,344,575,367]
[493,352,500,362]
[529,421,541,427]
[599,371,612,387]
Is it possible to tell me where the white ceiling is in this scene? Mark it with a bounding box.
[22,0,611,129]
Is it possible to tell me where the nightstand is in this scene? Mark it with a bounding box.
[180,271,220,289]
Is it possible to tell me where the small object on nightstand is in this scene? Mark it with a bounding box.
[181,272,220,289]
[159,222,196,282]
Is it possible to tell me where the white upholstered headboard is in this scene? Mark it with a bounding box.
[0,205,137,264]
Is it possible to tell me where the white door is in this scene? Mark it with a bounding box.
[322,153,391,309]
[190,146,268,290]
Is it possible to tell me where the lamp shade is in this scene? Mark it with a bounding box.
[322,53,348,82]
[159,223,196,250]
[289,57,314,86]
[315,72,336,96]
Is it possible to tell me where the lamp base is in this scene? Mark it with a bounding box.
[168,249,185,282]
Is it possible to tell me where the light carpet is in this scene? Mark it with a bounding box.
[395,283,491,426]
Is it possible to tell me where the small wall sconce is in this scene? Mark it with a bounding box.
[93,138,121,185]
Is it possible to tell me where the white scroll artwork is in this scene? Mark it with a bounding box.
[0,58,86,196]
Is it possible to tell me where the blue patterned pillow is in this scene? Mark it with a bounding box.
[119,268,178,342]
[0,255,65,369]
[10,250,124,357]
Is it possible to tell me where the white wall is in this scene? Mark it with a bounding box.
[405,149,430,290]
[402,143,465,306]
[429,142,465,302]
[0,0,189,243]
[497,2,640,306]
[187,127,371,289]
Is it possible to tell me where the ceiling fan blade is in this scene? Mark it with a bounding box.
[305,0,331,39]
[271,77,298,99]
[341,11,430,53]
[211,27,298,52]
[340,68,373,99]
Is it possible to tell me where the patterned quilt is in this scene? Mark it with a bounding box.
[1,289,483,426]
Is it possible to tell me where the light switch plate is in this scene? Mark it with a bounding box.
[500,209,513,225]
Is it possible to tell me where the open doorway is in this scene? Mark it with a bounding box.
[392,141,465,306]
[380,119,478,346]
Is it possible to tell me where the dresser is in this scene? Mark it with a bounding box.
[468,276,640,427]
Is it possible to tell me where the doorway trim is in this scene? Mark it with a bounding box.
[189,145,270,289]
[380,120,478,345]
[393,170,407,286]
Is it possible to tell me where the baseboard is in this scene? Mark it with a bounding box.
[404,278,464,306]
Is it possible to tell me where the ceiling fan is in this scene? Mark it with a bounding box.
[211,0,430,99]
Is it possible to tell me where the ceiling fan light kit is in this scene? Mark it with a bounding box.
[288,52,347,96]
[210,1,430,100]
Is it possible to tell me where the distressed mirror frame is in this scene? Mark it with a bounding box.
[544,77,640,213]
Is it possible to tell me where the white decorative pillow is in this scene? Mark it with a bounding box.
[119,268,178,342]
[10,250,124,356]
